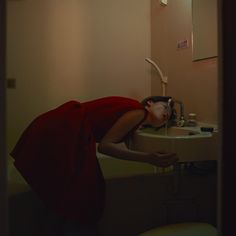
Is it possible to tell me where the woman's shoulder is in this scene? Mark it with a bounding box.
[94,96,139,103]
[82,96,143,108]
[99,96,143,106]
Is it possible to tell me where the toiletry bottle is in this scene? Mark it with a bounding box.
[187,113,197,127]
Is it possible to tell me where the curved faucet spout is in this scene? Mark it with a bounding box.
[145,58,168,96]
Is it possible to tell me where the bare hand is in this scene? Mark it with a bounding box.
[147,152,178,167]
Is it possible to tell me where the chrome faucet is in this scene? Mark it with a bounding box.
[170,98,186,127]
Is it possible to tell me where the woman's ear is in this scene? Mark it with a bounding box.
[145,100,154,112]
[146,100,153,106]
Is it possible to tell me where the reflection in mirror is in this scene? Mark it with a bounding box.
[192,0,218,61]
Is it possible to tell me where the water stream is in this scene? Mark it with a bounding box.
[165,122,168,136]
[164,98,172,136]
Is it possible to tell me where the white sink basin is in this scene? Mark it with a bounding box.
[128,125,219,162]
[140,126,201,137]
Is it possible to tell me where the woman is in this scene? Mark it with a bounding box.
[10,96,178,235]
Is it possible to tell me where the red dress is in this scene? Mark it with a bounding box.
[10,96,146,224]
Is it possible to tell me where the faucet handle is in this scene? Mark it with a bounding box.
[177,119,186,127]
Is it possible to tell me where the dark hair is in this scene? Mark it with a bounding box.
[141,96,176,126]
[141,96,172,106]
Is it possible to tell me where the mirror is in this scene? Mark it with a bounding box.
[192,0,218,61]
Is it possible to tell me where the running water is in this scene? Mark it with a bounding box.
[165,98,172,136]
[165,122,168,135]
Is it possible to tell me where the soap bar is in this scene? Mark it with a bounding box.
[200,127,214,132]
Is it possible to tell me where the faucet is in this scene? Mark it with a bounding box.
[169,98,186,127]
[145,58,168,96]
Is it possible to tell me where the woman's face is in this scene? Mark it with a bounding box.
[145,101,171,127]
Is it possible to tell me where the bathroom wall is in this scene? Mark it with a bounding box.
[7,0,218,162]
[6,0,151,157]
[150,0,218,124]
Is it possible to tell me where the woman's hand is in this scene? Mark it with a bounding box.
[147,152,178,167]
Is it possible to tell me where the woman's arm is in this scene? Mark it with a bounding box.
[97,109,178,167]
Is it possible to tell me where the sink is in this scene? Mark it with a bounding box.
[140,126,201,137]
[128,125,219,162]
